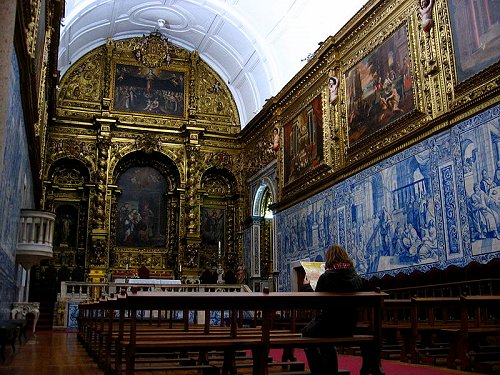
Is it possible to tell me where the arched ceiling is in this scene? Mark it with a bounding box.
[58,0,367,128]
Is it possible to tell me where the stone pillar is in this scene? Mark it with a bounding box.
[0,1,16,177]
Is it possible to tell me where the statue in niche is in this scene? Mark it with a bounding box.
[270,127,280,152]
[328,75,339,104]
[61,214,72,244]
[420,0,436,33]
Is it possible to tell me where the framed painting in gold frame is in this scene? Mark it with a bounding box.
[447,0,500,83]
[111,62,187,118]
[283,94,324,186]
[346,25,415,147]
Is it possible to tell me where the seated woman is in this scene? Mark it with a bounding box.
[301,244,362,375]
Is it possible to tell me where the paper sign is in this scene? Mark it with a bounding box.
[300,261,325,291]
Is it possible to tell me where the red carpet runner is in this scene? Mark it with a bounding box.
[265,349,475,374]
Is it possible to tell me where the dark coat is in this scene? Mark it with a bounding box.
[301,267,362,338]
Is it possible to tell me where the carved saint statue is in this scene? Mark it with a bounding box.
[328,76,339,104]
[270,127,280,152]
[420,0,436,33]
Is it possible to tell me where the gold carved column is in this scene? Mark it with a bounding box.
[88,118,115,282]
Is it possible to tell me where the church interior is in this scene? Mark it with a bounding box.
[1,0,499,373]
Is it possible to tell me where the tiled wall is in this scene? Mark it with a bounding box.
[0,50,34,318]
[276,104,500,291]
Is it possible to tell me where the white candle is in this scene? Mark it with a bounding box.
[218,241,221,257]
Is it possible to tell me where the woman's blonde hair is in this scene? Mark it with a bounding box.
[325,244,353,269]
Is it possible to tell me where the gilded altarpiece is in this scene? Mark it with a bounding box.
[45,35,243,279]
[110,156,180,274]
[41,159,91,283]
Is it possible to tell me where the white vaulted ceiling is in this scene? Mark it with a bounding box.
[58,0,367,127]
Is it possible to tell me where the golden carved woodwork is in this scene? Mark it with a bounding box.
[52,168,86,187]
[42,0,499,277]
[134,30,172,68]
[23,0,41,59]
[58,51,105,105]
[56,37,240,131]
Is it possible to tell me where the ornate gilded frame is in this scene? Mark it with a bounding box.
[335,1,429,168]
[346,24,416,147]
[281,89,332,191]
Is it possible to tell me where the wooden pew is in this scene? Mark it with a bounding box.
[380,299,411,359]
[102,290,387,375]
[399,297,461,364]
[445,295,500,372]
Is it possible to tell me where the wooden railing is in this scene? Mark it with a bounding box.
[383,278,500,299]
[57,281,252,329]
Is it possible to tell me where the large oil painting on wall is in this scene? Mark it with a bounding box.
[116,166,168,248]
[276,104,500,291]
[448,0,500,83]
[347,25,414,146]
[283,95,324,185]
[112,63,186,117]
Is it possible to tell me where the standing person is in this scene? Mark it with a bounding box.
[301,244,362,375]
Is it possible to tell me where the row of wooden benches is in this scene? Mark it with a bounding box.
[381,295,500,372]
[78,290,387,375]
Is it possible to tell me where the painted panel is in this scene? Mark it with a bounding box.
[448,0,500,82]
[112,63,186,118]
[276,105,500,291]
[116,166,168,248]
[201,207,225,268]
[283,95,324,185]
[67,302,79,329]
[346,25,415,146]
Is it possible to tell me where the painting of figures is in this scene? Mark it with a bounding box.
[347,150,439,274]
[448,0,500,83]
[116,166,167,248]
[347,26,414,145]
[283,95,324,185]
[460,115,500,254]
[201,207,225,268]
[276,105,500,287]
[113,63,185,117]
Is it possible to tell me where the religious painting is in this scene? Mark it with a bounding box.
[116,166,167,247]
[347,25,414,146]
[460,110,500,255]
[276,104,500,287]
[283,95,324,185]
[201,207,225,267]
[112,63,186,118]
[448,0,500,83]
